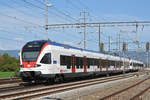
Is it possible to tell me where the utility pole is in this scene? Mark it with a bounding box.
[147,52,149,68]
[45,0,49,40]
[135,22,140,61]
[118,33,121,68]
[116,33,120,54]
[118,33,120,52]
[146,42,149,67]
[45,0,52,40]
[80,10,89,49]
[135,22,139,48]
[108,36,111,54]
[98,24,101,52]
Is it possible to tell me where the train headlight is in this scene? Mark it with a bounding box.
[34,64,41,67]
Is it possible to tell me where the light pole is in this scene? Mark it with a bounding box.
[45,0,52,40]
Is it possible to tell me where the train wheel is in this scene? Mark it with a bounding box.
[106,74,109,77]
[60,75,64,83]
[46,78,54,85]
[123,71,125,74]
[54,75,64,83]
[54,75,60,83]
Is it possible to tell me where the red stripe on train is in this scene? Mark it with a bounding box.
[71,56,76,73]
[84,57,87,72]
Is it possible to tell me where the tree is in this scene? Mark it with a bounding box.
[0,53,19,72]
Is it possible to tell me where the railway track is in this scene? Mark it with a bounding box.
[100,75,150,100]
[0,84,45,94]
[0,78,22,85]
[0,72,140,93]
[0,72,142,100]
[130,84,150,100]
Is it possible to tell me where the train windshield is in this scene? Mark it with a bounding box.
[22,41,47,62]
[22,51,40,62]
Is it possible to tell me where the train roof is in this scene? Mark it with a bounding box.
[27,40,104,54]
[26,40,143,64]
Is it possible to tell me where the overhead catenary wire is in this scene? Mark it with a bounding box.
[0,12,43,27]
[65,0,82,11]
[11,0,45,17]
[22,0,74,23]
[0,0,64,43]
[52,7,77,22]
[0,0,45,35]
[75,0,91,11]
[35,0,77,22]
[0,0,44,24]
[0,28,43,39]
[0,36,26,43]
[0,29,27,36]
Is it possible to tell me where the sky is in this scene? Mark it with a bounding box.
[0,0,150,51]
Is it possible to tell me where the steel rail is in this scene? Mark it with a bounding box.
[130,85,150,100]
[0,78,22,85]
[99,78,150,100]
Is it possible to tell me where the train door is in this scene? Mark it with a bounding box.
[83,56,87,72]
[71,55,76,73]
[99,60,102,71]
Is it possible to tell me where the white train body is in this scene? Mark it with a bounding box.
[19,40,144,82]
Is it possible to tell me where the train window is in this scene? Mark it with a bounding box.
[66,56,71,69]
[79,58,83,68]
[60,55,66,65]
[87,65,90,68]
[76,66,79,69]
[102,60,106,68]
[22,51,40,62]
[112,61,115,66]
[120,62,122,67]
[60,55,71,69]
[67,64,71,69]
[87,58,90,68]
[76,57,80,69]
[40,53,51,64]
[95,59,99,66]
[109,61,112,66]
[116,61,120,67]
[99,60,102,67]
[90,59,94,65]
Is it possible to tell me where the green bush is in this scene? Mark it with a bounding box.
[0,53,19,73]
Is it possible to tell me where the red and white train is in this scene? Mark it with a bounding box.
[19,40,144,82]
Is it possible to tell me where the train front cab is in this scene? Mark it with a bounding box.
[19,41,54,82]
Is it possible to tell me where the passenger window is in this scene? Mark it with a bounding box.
[76,57,80,69]
[87,58,90,68]
[60,55,66,65]
[40,53,51,64]
[60,55,71,69]
[79,58,83,68]
[67,64,71,69]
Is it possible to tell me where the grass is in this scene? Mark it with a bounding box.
[0,72,16,78]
